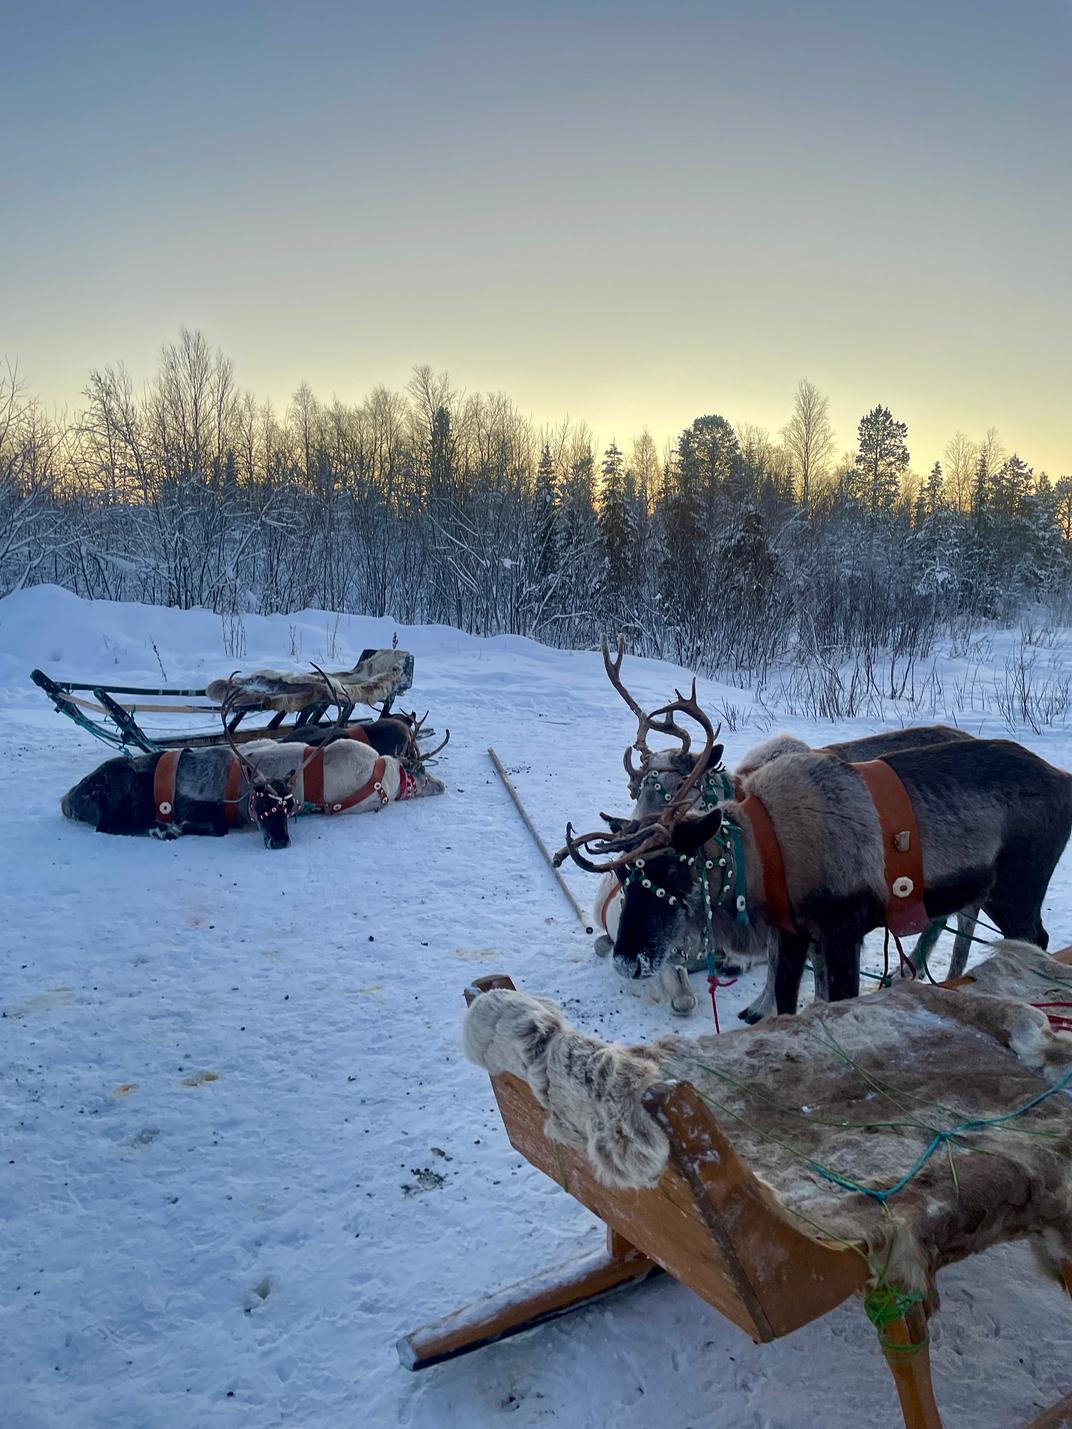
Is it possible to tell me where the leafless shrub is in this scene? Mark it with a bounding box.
[992,645,1072,733]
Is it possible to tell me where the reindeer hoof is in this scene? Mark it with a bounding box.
[593,935,613,958]
[663,964,697,1017]
[714,956,747,978]
[738,1004,764,1024]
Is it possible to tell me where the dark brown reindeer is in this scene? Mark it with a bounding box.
[562,683,1072,1016]
[279,704,449,767]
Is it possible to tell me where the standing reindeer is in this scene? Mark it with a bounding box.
[588,638,981,1016]
[561,678,1072,1017]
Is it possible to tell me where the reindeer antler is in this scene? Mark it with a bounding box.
[419,728,450,761]
[602,635,656,782]
[555,816,675,873]
[220,675,262,783]
[603,633,700,777]
[309,663,348,726]
[558,684,721,874]
[647,683,720,812]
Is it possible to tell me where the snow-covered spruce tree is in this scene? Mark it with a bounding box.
[597,441,641,627]
[533,443,558,585]
[850,405,909,516]
[552,443,599,647]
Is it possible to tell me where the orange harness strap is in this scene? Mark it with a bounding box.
[850,759,929,937]
[153,749,184,825]
[302,749,391,814]
[223,756,245,826]
[735,791,796,932]
[155,749,247,829]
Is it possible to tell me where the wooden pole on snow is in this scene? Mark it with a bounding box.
[487,747,593,933]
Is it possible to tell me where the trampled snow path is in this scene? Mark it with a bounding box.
[2,587,1071,1428]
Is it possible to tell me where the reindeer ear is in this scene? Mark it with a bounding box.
[670,809,723,854]
[711,743,724,769]
[599,811,631,834]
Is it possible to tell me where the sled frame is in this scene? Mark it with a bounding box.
[400,969,1072,1429]
[30,648,413,755]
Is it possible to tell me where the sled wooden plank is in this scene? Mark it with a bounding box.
[1026,1392,1072,1428]
[399,1228,659,1369]
[58,690,221,717]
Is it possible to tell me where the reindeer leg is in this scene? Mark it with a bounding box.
[910,920,945,977]
[822,937,861,1003]
[774,932,811,1015]
[739,942,778,1024]
[945,905,979,979]
[811,945,830,1001]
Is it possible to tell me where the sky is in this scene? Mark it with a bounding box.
[2,0,1070,473]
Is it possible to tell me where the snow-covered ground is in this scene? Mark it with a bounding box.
[2,586,1071,1429]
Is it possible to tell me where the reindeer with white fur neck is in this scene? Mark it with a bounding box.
[62,685,447,848]
[579,637,740,1015]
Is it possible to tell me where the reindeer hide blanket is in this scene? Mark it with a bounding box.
[206,649,413,712]
[959,938,1072,1006]
[465,967,1072,1299]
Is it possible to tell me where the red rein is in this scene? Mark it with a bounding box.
[707,974,738,1033]
[1032,1000,1072,1034]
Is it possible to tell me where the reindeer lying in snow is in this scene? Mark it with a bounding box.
[279,707,447,764]
[63,692,446,848]
[562,668,1072,1018]
[63,739,446,847]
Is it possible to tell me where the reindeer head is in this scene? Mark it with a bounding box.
[222,681,306,848]
[558,683,724,980]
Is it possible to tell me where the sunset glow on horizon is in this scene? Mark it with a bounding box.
[3,0,1070,474]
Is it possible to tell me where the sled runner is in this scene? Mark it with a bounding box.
[31,648,414,755]
[402,950,1072,1429]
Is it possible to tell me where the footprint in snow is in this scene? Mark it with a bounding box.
[181,1071,220,1087]
[402,1168,447,1195]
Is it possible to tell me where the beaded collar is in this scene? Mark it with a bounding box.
[637,765,735,811]
[620,816,750,926]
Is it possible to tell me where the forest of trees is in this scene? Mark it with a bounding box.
[2,331,1071,689]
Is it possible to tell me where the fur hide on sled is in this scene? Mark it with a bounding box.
[206,649,411,712]
[464,945,1072,1307]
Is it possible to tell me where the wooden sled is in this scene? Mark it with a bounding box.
[400,963,1072,1429]
[30,648,414,755]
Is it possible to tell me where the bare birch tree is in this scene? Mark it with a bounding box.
[781,378,835,508]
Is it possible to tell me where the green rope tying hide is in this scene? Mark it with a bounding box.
[805,1065,1072,1203]
[864,1282,929,1358]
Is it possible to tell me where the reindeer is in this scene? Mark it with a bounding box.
[590,638,981,1016]
[62,689,446,848]
[586,638,736,1014]
[561,682,1072,1018]
[279,705,449,766]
